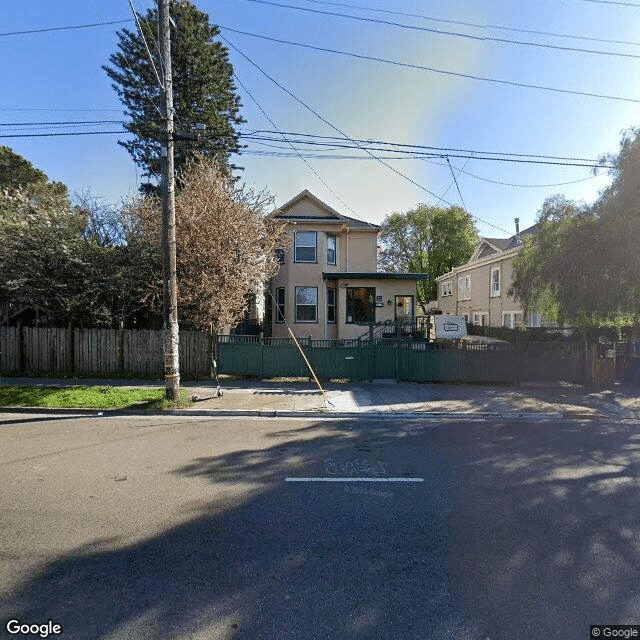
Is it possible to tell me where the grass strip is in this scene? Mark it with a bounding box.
[0,385,193,410]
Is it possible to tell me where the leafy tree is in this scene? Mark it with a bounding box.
[130,156,288,332]
[103,0,244,192]
[0,149,160,327]
[511,127,640,326]
[378,204,479,309]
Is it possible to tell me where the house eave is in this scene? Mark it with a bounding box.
[435,245,524,282]
[323,272,429,281]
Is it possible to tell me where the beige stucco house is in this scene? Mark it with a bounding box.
[265,190,429,340]
[435,224,545,328]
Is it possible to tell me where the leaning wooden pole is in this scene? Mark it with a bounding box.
[159,0,180,401]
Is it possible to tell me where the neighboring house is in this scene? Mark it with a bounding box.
[265,190,429,340]
[435,222,546,328]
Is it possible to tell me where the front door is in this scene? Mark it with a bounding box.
[395,295,414,321]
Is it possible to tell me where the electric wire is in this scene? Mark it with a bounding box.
[233,72,363,219]
[223,36,512,233]
[224,35,455,207]
[0,20,133,37]
[293,0,640,48]
[220,26,640,104]
[89,0,164,121]
[128,0,164,90]
[242,0,640,60]
[0,120,123,126]
[241,130,610,164]
[583,0,640,6]
[0,130,129,139]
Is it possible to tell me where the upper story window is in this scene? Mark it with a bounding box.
[441,281,452,297]
[491,267,500,297]
[457,275,471,300]
[327,234,336,265]
[294,231,317,263]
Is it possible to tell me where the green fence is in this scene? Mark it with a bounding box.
[217,335,588,384]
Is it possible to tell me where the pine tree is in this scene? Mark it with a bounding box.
[103,0,244,191]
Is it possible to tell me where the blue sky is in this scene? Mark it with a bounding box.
[2,0,640,238]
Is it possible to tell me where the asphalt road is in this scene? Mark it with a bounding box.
[1,412,639,640]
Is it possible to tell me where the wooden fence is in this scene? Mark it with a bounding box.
[0,327,212,376]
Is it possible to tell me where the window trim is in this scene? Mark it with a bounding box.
[441,280,452,297]
[327,287,337,324]
[326,233,337,265]
[458,274,471,301]
[295,286,318,323]
[346,286,376,324]
[473,312,488,326]
[294,230,317,263]
[275,287,285,323]
[490,267,501,297]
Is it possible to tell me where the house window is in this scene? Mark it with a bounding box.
[502,313,514,329]
[276,248,285,264]
[327,287,336,323]
[327,234,336,265]
[294,231,317,263]
[491,267,500,297]
[441,281,452,297]
[346,287,375,324]
[473,313,488,326]
[295,286,318,322]
[458,275,471,300]
[275,287,285,323]
[529,312,541,328]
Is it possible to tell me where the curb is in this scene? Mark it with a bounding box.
[0,406,564,420]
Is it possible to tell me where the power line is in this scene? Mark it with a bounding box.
[241,130,610,164]
[0,123,614,170]
[220,26,640,104]
[223,36,512,233]
[0,19,133,37]
[0,120,123,126]
[583,0,640,6]
[242,0,640,60]
[233,71,362,218]
[127,0,164,90]
[0,130,128,139]
[0,108,122,112]
[241,145,608,168]
[293,0,640,48]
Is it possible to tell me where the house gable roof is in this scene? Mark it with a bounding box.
[436,223,539,282]
[272,189,380,231]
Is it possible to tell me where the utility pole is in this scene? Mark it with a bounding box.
[158,0,180,401]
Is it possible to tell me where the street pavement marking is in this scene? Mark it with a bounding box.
[285,477,424,482]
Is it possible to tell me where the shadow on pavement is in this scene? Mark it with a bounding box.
[2,418,640,639]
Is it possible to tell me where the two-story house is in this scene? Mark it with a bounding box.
[435,222,544,328]
[265,190,429,340]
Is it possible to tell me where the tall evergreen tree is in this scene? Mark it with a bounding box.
[103,1,244,191]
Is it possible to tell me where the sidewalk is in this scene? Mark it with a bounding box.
[1,376,639,419]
